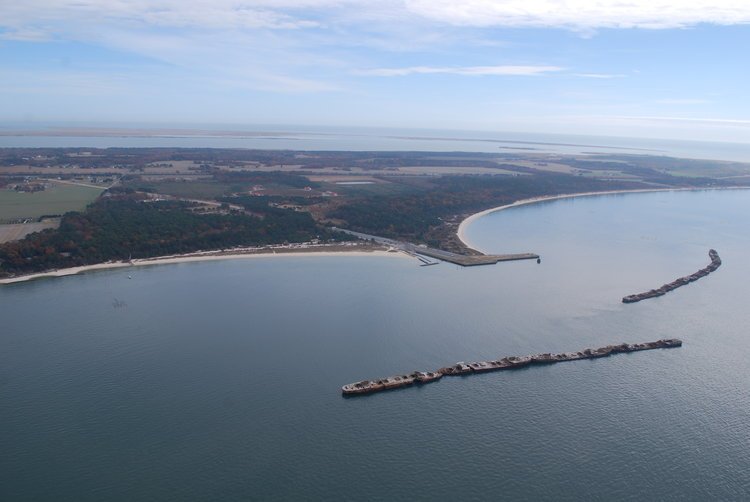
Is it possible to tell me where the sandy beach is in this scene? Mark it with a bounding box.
[5,187,749,285]
[456,187,750,251]
[0,244,406,285]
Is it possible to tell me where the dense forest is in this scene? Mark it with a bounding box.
[3,147,746,277]
[0,147,517,170]
[329,173,641,241]
[3,148,748,185]
[0,195,343,278]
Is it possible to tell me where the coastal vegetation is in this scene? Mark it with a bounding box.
[1,147,747,278]
[327,174,637,245]
[0,193,344,278]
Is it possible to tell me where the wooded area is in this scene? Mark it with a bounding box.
[0,195,342,277]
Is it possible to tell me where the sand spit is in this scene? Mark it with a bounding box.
[457,187,749,251]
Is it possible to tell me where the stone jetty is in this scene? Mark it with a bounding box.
[341,338,682,396]
[622,249,721,304]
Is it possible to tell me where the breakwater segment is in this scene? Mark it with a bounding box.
[622,249,721,304]
[342,339,682,396]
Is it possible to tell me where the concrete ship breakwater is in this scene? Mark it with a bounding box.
[622,249,721,304]
[342,339,682,396]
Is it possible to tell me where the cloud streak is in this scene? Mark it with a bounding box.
[616,116,750,125]
[0,1,333,31]
[1,0,747,140]
[404,0,750,30]
[654,99,711,105]
[4,1,750,34]
[357,65,563,77]
[574,73,626,79]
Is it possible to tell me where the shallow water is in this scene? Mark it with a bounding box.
[2,189,749,500]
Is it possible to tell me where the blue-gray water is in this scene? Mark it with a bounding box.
[2,189,750,500]
[1,124,748,162]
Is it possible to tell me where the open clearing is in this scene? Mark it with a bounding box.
[0,182,103,222]
[0,220,60,243]
[129,180,240,199]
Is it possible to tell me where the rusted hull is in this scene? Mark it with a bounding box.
[623,249,721,304]
[342,339,683,396]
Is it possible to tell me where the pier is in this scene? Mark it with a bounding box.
[623,249,721,303]
[333,228,539,267]
[342,338,682,396]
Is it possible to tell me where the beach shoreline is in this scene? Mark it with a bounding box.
[456,186,750,252]
[5,187,749,285]
[0,244,404,285]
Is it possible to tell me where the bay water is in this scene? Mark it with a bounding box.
[1,189,749,500]
[1,125,748,162]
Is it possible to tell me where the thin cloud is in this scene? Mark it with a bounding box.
[0,28,52,41]
[0,1,330,32]
[0,69,131,95]
[217,72,344,93]
[616,116,750,125]
[357,65,564,77]
[574,73,626,79]
[6,1,749,34]
[404,0,750,30]
[655,99,711,105]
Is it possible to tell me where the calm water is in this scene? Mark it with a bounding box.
[2,189,750,500]
[1,124,748,162]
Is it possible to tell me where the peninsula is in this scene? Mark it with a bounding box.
[1,147,748,280]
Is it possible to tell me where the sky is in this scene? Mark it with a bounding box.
[1,0,749,143]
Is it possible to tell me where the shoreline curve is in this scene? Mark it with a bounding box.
[456,187,750,252]
[0,246,403,285]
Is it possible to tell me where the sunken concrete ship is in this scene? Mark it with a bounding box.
[622,249,721,304]
[341,338,682,396]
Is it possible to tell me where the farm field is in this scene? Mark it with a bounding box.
[0,220,60,243]
[0,183,103,222]
[128,180,240,199]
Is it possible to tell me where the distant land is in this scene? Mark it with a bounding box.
[0,127,663,152]
[1,146,749,280]
[1,125,748,162]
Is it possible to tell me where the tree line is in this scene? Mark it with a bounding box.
[0,195,344,278]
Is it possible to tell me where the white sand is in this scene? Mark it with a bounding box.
[457,187,750,251]
[0,247,406,285]
[5,186,747,285]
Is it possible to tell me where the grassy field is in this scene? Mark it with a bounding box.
[0,183,103,222]
[0,220,60,243]
[320,179,420,196]
[126,180,240,199]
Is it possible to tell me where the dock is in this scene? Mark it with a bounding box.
[333,228,539,267]
[342,339,682,396]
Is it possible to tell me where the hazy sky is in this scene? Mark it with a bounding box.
[1,1,749,142]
